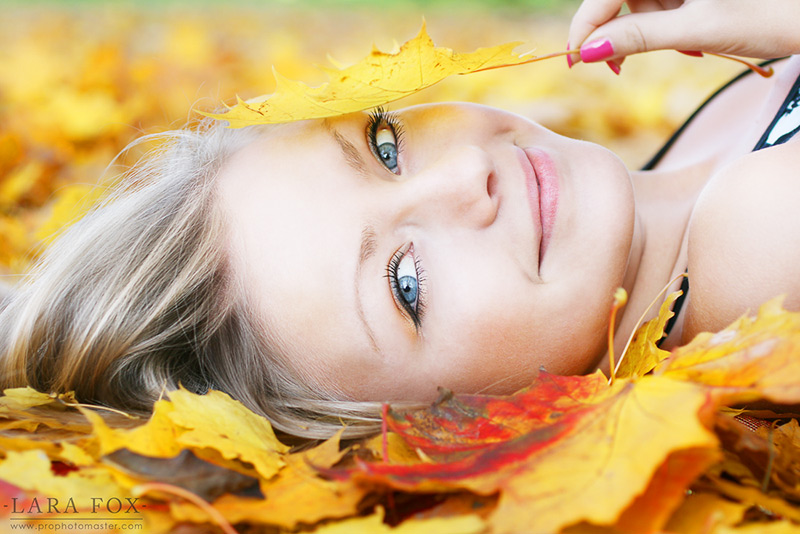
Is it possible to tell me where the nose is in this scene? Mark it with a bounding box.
[394,145,498,229]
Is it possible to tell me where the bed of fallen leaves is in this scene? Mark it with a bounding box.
[4,294,800,533]
[2,3,797,534]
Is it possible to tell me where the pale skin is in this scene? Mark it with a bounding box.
[567,0,800,71]
[567,0,800,343]
[217,4,800,402]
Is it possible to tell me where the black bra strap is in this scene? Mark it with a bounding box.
[642,59,784,171]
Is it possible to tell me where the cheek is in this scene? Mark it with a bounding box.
[423,277,542,392]
[426,273,612,394]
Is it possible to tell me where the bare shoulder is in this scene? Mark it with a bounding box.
[683,141,800,340]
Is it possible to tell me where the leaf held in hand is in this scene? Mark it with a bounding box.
[203,23,535,127]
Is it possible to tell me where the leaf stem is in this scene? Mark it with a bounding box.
[62,401,138,419]
[607,288,629,384]
[477,48,773,79]
[707,53,774,78]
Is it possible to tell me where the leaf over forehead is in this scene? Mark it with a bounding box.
[202,23,536,127]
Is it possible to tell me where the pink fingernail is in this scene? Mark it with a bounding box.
[606,61,621,75]
[677,50,704,57]
[580,38,614,63]
[566,41,574,68]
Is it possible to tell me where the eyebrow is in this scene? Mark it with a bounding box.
[323,118,367,176]
[354,224,382,356]
[321,120,385,356]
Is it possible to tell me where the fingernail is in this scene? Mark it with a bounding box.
[566,41,573,68]
[606,60,621,75]
[677,50,704,57]
[580,38,614,63]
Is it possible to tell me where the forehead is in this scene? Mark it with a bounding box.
[215,117,381,386]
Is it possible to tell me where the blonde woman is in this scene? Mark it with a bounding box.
[1,0,799,439]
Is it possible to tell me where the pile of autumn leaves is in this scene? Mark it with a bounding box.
[4,7,800,534]
[1,297,800,533]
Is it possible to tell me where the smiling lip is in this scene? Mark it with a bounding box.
[517,147,559,269]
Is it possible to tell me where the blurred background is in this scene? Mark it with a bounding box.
[0,0,747,275]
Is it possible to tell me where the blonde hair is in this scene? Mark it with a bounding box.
[0,117,389,440]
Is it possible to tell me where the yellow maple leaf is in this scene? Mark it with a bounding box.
[171,430,366,529]
[83,399,183,459]
[0,387,60,411]
[204,23,540,127]
[167,388,288,479]
[0,450,126,512]
[617,289,683,379]
[84,388,289,482]
[657,297,800,404]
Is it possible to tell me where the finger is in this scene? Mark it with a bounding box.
[626,0,676,13]
[579,8,696,62]
[567,0,626,66]
[568,0,685,67]
[628,0,682,11]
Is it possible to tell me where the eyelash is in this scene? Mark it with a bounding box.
[366,106,404,171]
[385,247,427,329]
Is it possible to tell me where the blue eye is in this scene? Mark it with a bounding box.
[367,107,403,174]
[397,274,418,306]
[387,245,425,328]
[376,129,398,172]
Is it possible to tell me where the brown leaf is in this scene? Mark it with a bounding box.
[104,449,259,502]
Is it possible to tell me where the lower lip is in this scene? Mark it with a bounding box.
[521,147,559,266]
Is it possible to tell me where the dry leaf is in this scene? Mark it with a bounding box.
[204,23,536,127]
[715,521,800,534]
[170,430,366,529]
[0,450,126,512]
[614,447,721,534]
[340,371,717,534]
[84,399,183,459]
[617,289,682,379]
[309,506,486,534]
[663,492,746,534]
[105,449,259,501]
[167,388,288,479]
[658,297,800,404]
[703,475,800,522]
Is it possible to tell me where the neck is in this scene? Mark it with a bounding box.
[596,159,713,375]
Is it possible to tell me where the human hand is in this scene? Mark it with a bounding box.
[566,0,800,71]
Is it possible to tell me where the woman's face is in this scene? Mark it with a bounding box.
[218,103,635,401]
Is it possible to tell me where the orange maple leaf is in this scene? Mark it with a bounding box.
[334,371,717,534]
